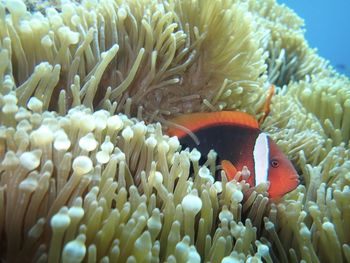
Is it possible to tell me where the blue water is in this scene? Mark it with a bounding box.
[279,0,350,77]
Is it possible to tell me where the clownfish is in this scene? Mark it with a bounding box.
[167,111,299,198]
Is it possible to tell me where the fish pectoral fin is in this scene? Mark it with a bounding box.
[221,160,237,181]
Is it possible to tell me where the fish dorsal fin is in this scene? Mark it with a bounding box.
[167,111,259,138]
[253,132,269,186]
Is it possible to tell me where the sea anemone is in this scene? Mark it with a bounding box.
[1,0,267,119]
[0,0,349,262]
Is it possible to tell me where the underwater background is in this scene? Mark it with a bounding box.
[280,0,350,77]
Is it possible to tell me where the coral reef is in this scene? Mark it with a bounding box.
[0,0,349,262]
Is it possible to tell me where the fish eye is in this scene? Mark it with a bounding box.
[270,159,279,168]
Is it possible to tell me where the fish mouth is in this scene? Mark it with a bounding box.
[285,177,300,193]
[289,177,300,187]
